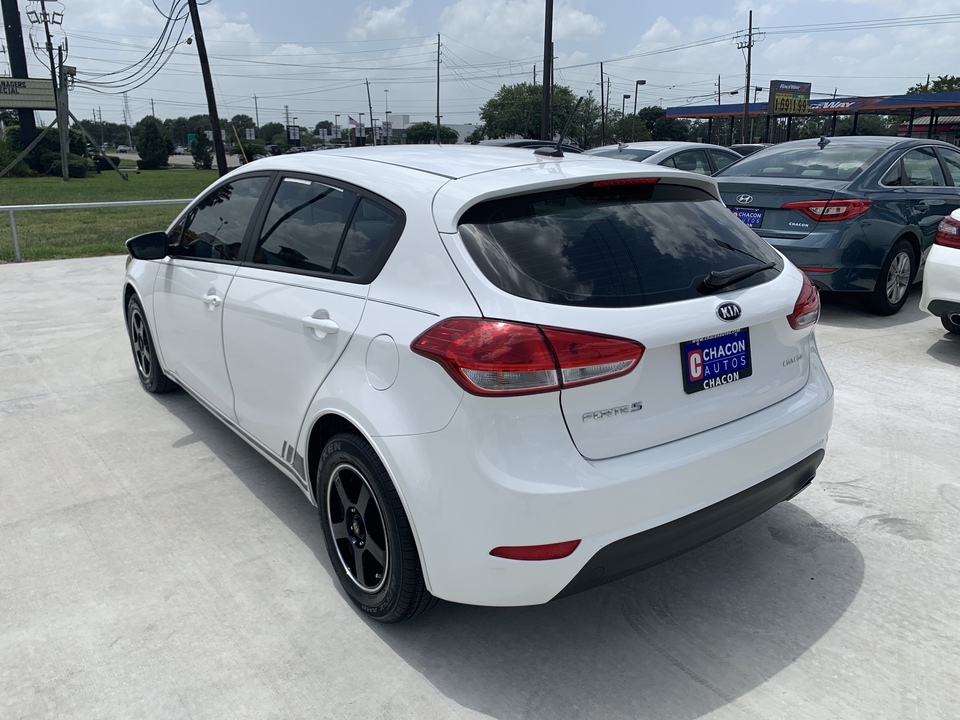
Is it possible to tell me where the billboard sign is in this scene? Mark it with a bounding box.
[0,77,57,110]
[768,80,812,115]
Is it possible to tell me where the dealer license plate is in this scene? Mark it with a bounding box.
[681,328,752,395]
[731,207,764,228]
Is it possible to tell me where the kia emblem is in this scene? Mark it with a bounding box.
[716,302,742,322]
[736,194,753,205]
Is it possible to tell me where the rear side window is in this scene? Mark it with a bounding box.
[337,199,401,278]
[458,182,782,308]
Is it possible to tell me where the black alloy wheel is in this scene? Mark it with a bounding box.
[317,432,436,622]
[126,295,176,394]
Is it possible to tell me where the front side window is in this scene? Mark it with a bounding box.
[901,148,946,187]
[173,176,269,261]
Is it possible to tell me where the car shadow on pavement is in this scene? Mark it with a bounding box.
[926,331,960,367]
[153,391,864,720]
[818,288,928,330]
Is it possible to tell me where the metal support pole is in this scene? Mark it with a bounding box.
[8,209,22,263]
[540,0,553,140]
[907,107,915,137]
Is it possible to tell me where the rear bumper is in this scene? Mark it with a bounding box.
[374,348,834,607]
[920,244,960,316]
[554,449,823,599]
[763,226,886,292]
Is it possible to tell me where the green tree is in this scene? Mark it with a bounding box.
[230,114,255,132]
[479,82,578,140]
[259,122,284,143]
[907,75,960,94]
[190,132,213,170]
[464,126,487,143]
[135,116,174,169]
[403,122,459,144]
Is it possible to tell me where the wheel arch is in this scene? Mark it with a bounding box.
[304,410,433,592]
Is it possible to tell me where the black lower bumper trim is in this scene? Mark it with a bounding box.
[927,300,960,318]
[553,449,825,600]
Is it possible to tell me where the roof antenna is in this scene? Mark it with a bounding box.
[535,96,584,157]
[818,136,830,149]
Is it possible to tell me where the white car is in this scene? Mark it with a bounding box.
[122,146,834,622]
[583,141,743,175]
[920,209,960,334]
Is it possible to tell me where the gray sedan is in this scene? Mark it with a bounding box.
[583,141,742,175]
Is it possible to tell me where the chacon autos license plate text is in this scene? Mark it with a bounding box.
[681,328,752,394]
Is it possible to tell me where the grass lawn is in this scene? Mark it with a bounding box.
[0,168,220,262]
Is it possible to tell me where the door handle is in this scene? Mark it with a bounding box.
[302,315,340,338]
[201,293,222,308]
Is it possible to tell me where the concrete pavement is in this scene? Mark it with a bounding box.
[1,255,958,719]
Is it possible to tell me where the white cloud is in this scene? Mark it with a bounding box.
[348,1,415,41]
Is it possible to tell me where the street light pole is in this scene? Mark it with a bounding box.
[622,94,630,140]
[384,89,390,145]
[632,79,646,141]
[335,114,340,144]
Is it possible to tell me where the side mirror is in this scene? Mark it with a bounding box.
[126,231,169,260]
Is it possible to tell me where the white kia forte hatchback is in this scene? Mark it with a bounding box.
[123,145,834,622]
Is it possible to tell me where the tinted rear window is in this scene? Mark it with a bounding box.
[458,182,782,308]
[717,144,884,180]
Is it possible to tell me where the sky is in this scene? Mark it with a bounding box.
[4,0,960,130]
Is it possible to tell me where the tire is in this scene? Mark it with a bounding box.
[864,239,916,316]
[317,432,436,622]
[126,295,176,394]
[942,313,960,335]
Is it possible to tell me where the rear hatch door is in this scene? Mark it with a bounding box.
[446,175,814,460]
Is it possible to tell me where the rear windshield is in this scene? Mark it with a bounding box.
[717,144,884,180]
[458,182,782,308]
[586,148,657,162]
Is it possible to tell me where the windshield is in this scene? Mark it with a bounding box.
[585,148,658,162]
[717,144,885,180]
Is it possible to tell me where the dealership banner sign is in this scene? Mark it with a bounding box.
[768,80,812,115]
[0,77,57,110]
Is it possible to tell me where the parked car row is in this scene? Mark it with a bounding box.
[578,136,960,316]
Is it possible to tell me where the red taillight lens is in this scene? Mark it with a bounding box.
[788,273,820,330]
[490,540,581,561]
[934,214,960,249]
[781,199,872,222]
[411,318,644,396]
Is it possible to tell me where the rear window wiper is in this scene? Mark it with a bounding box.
[698,261,776,294]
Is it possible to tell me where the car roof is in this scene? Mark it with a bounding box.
[226,145,724,233]
[770,135,955,149]
[587,141,736,153]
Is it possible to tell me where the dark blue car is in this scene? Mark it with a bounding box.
[715,136,960,314]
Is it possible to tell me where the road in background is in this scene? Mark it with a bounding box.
[1,256,958,719]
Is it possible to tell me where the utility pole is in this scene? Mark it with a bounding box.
[150,98,155,117]
[533,64,536,86]
[1,0,38,149]
[37,0,67,179]
[737,10,755,143]
[540,0,553,140]
[56,45,68,181]
[599,62,605,145]
[187,0,227,176]
[253,95,259,129]
[365,77,376,146]
[436,33,441,143]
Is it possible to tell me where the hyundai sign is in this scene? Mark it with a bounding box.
[0,77,56,111]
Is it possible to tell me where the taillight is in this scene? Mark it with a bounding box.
[788,274,820,330]
[934,214,960,249]
[490,540,581,561]
[411,318,644,396]
[781,199,872,222]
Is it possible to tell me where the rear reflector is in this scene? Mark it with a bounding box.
[782,199,872,222]
[788,273,820,330]
[412,318,644,396]
[490,540,581,561]
[797,266,836,273]
[934,214,960,249]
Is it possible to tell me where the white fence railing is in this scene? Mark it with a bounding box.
[1,199,192,263]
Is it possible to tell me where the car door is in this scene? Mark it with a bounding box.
[222,175,404,461]
[152,174,271,418]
